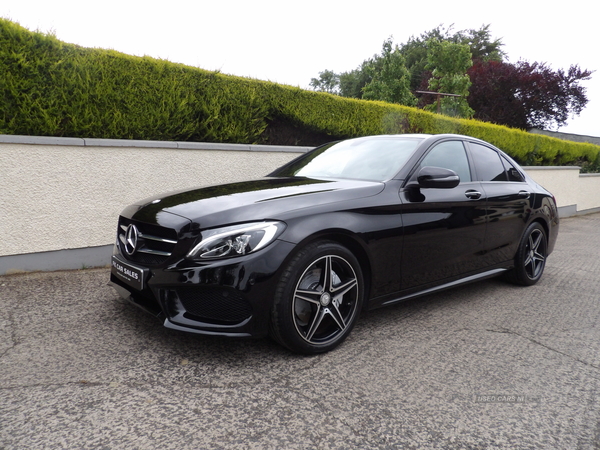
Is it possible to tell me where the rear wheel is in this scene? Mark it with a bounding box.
[507,222,547,286]
[270,241,364,354]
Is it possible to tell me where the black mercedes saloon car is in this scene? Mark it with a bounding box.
[110,134,559,354]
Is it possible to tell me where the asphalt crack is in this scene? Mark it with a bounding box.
[0,309,19,360]
[486,327,600,370]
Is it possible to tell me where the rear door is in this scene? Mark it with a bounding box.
[399,139,487,289]
[466,142,532,265]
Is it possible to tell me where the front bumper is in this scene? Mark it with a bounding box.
[110,239,297,338]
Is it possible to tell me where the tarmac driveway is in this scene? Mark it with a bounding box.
[1,214,600,449]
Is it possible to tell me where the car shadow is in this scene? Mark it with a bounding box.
[109,276,510,363]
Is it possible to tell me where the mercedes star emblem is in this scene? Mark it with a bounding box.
[124,224,139,255]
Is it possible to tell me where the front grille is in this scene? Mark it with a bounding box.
[117,218,178,266]
[176,287,252,325]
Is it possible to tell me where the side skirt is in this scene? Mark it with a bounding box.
[381,268,508,307]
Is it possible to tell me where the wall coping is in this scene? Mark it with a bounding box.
[522,166,581,171]
[0,134,313,153]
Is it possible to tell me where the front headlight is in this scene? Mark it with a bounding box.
[186,221,286,260]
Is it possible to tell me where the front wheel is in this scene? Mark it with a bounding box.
[270,241,364,354]
[507,222,548,286]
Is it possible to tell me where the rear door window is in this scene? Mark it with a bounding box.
[501,156,525,182]
[469,143,507,182]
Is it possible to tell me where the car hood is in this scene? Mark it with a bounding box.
[124,177,384,229]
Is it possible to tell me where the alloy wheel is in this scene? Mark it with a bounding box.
[523,228,546,280]
[292,254,359,346]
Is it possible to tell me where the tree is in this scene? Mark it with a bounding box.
[339,59,379,98]
[400,24,504,91]
[362,39,416,106]
[309,25,505,99]
[310,70,340,94]
[307,25,593,130]
[424,39,474,118]
[468,60,593,130]
[452,25,505,62]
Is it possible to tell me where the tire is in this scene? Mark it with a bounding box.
[270,240,364,354]
[506,222,548,286]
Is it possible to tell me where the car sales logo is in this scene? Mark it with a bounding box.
[125,224,139,256]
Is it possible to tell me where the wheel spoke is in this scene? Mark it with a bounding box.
[295,289,322,305]
[326,304,347,332]
[305,306,326,341]
[306,305,348,341]
[331,277,357,298]
[322,256,333,291]
[532,252,545,273]
[531,232,542,252]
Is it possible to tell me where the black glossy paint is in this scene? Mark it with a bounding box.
[110,134,559,339]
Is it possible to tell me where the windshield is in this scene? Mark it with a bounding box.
[272,136,423,182]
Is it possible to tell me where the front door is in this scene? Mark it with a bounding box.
[400,140,487,290]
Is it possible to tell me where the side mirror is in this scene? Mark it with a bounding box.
[417,166,460,189]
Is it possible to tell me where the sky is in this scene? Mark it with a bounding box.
[3,0,599,137]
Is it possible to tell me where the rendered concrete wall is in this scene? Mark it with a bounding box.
[578,174,600,212]
[1,136,599,274]
[0,138,305,259]
[522,167,582,209]
[523,167,600,214]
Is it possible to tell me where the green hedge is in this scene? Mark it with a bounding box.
[0,20,270,142]
[1,18,599,166]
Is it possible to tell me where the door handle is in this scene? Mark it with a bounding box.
[518,190,531,199]
[465,190,482,200]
